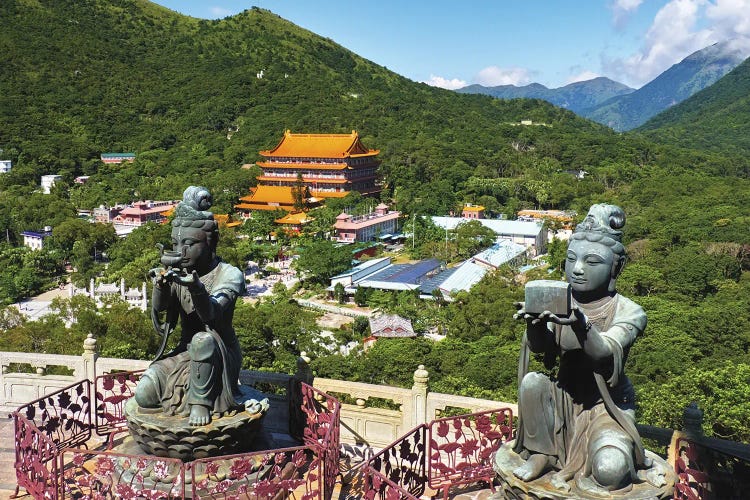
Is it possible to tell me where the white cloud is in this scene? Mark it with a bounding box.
[423,75,468,90]
[209,6,233,18]
[474,66,533,87]
[566,70,602,84]
[611,0,644,29]
[605,0,713,87]
[705,0,750,39]
[605,0,750,87]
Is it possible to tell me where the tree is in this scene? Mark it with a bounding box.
[333,282,346,304]
[293,239,352,284]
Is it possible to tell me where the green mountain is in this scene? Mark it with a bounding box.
[456,77,634,114]
[583,40,750,131]
[638,55,750,156]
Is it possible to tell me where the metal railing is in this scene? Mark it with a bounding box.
[11,373,340,500]
[363,408,514,500]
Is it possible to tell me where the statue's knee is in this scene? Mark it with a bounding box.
[189,332,217,361]
[591,446,632,490]
[134,376,159,408]
[519,372,548,397]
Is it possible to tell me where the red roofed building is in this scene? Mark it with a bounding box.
[244,130,381,201]
[111,200,178,226]
[333,203,401,243]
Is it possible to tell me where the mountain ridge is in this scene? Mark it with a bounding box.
[456,77,634,114]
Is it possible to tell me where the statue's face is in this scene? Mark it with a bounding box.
[565,238,615,295]
[172,225,212,272]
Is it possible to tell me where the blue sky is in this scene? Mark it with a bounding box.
[152,0,750,89]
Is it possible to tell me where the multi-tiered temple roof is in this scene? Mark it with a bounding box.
[236,130,380,215]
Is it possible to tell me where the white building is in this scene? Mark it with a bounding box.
[21,227,53,251]
[68,278,148,311]
[0,160,11,173]
[41,174,63,194]
[430,216,547,256]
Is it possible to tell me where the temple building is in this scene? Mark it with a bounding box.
[236,130,380,213]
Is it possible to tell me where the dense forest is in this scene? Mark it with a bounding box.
[0,0,749,441]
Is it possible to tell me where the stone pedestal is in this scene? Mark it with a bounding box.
[493,442,674,500]
[124,386,269,461]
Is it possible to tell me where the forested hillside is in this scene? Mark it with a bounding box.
[0,0,749,440]
[639,56,750,156]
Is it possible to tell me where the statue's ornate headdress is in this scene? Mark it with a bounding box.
[573,204,625,243]
[172,186,217,231]
[570,203,627,262]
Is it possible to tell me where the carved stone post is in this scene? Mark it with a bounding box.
[412,364,429,426]
[82,333,98,382]
[683,401,704,441]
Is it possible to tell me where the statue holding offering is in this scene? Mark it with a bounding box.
[494,204,673,498]
[134,186,245,426]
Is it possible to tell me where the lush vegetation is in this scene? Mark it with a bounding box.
[640,56,750,156]
[0,0,749,441]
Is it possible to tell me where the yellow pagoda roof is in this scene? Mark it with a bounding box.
[463,205,485,212]
[260,130,379,159]
[275,212,314,225]
[238,185,297,205]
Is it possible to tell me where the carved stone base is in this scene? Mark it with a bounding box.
[124,393,268,461]
[493,442,675,500]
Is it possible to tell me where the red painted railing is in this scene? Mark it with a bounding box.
[427,409,513,498]
[93,370,142,443]
[363,408,514,500]
[12,373,341,500]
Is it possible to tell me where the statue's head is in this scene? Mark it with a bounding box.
[565,204,626,297]
[171,186,219,272]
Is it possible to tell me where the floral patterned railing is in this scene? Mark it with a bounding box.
[427,408,513,498]
[674,436,710,500]
[59,449,185,499]
[12,373,342,500]
[364,469,420,500]
[189,446,320,499]
[365,424,428,500]
[363,408,514,500]
[12,412,60,500]
[300,382,341,500]
[94,370,142,444]
[15,379,92,451]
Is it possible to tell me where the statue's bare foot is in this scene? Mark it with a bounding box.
[513,453,551,482]
[188,404,211,426]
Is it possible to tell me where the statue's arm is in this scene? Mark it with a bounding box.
[575,301,646,378]
[187,266,244,326]
[151,272,173,312]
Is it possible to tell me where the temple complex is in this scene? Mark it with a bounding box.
[236,130,380,214]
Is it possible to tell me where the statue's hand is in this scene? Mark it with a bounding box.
[171,270,205,293]
[149,267,171,288]
[538,306,587,329]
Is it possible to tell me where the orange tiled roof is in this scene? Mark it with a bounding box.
[238,185,297,205]
[312,190,351,198]
[260,130,379,159]
[275,212,314,225]
[235,203,293,211]
[463,205,485,212]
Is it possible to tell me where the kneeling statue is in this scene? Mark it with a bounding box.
[495,204,673,497]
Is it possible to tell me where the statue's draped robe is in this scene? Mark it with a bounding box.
[145,261,244,417]
[514,294,647,482]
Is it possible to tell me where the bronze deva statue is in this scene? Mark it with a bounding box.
[134,186,245,426]
[511,204,668,494]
